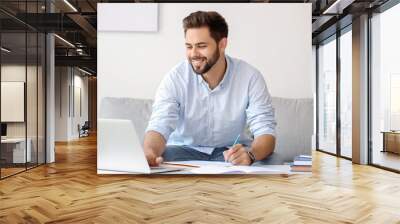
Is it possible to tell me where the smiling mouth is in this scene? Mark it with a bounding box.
[192,58,205,66]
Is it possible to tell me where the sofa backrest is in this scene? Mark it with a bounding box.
[271,97,313,161]
[100,97,313,162]
[100,98,153,145]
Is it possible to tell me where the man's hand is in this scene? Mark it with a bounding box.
[143,131,167,167]
[144,149,163,167]
[223,144,252,166]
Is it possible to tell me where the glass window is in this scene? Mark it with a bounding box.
[27,31,38,170]
[340,28,352,158]
[318,36,337,154]
[1,31,28,177]
[0,1,46,179]
[38,32,46,165]
[371,3,400,171]
[390,74,400,130]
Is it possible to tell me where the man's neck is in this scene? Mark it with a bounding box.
[202,55,227,90]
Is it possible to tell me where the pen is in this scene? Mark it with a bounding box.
[225,134,241,163]
[233,134,241,145]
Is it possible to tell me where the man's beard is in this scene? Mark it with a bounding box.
[189,48,220,75]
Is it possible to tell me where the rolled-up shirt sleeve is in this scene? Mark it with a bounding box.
[145,72,180,141]
[245,71,277,138]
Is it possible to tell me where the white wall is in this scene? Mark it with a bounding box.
[98,3,312,106]
[55,67,69,141]
[55,67,89,141]
[1,65,42,138]
[72,73,89,138]
[1,64,46,163]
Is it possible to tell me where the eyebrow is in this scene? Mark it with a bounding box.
[185,42,208,46]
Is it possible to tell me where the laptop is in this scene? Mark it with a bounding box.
[97,118,182,174]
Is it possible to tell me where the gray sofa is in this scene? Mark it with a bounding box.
[100,97,313,164]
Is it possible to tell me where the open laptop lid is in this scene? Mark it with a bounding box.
[98,118,151,174]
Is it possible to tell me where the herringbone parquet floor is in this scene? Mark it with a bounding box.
[1,134,400,223]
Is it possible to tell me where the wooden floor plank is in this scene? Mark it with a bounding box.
[1,134,400,223]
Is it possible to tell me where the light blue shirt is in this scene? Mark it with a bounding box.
[146,55,276,154]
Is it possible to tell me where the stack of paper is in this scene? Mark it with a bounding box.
[290,155,312,172]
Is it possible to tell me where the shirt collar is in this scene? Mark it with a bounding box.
[194,55,232,89]
[219,55,231,88]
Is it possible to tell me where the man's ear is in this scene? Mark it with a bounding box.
[219,37,227,50]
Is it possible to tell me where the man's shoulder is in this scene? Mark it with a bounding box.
[228,55,262,79]
[166,59,192,80]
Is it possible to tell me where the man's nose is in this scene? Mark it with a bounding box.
[189,47,200,58]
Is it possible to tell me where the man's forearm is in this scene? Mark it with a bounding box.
[143,131,167,156]
[250,134,275,161]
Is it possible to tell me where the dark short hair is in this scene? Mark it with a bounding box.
[183,11,228,43]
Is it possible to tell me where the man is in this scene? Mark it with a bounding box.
[144,11,276,166]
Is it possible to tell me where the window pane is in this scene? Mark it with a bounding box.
[318,37,337,154]
[390,75,400,130]
[27,31,38,169]
[0,1,46,179]
[38,32,45,165]
[1,31,27,177]
[371,3,400,171]
[340,29,352,158]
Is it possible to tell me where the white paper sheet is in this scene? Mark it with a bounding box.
[190,165,282,174]
[163,161,283,174]
[163,160,231,167]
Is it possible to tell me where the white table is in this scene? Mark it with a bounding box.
[97,164,308,175]
[1,138,32,163]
